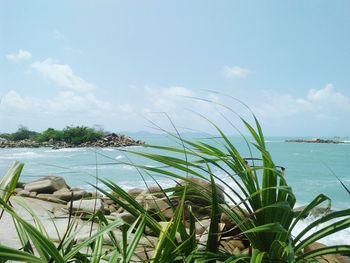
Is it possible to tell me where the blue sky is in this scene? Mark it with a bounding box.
[1,1,350,136]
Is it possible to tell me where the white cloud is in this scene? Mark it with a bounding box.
[145,86,194,112]
[253,84,350,120]
[6,49,32,63]
[222,66,251,79]
[30,59,95,92]
[0,90,113,116]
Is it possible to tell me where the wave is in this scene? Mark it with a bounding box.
[0,151,44,160]
[44,148,86,153]
[115,155,124,160]
[293,216,350,245]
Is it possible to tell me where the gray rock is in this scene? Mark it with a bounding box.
[24,176,69,194]
[68,199,103,214]
[17,190,30,197]
[53,188,88,201]
[36,194,68,204]
[14,188,24,194]
[119,211,136,224]
[127,188,144,197]
[137,194,173,220]
[29,192,37,197]
[143,185,164,198]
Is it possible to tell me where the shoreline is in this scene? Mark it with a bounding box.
[0,133,145,149]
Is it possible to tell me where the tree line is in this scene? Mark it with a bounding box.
[0,126,105,145]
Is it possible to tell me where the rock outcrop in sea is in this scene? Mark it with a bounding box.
[285,138,343,144]
[0,133,144,148]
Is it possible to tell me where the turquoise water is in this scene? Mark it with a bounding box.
[1,135,349,209]
[1,135,349,244]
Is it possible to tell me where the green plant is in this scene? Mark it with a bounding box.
[101,114,350,262]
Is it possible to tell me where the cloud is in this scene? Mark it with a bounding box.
[30,59,95,92]
[253,84,350,120]
[0,90,113,116]
[6,49,32,63]
[222,66,251,79]
[144,86,194,112]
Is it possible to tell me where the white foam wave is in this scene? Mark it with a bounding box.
[0,151,44,159]
[293,216,350,246]
[102,148,116,152]
[115,155,124,160]
[44,148,86,153]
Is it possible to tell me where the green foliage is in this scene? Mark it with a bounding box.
[1,126,39,141]
[1,126,104,145]
[1,112,350,262]
[62,126,104,145]
[35,128,64,142]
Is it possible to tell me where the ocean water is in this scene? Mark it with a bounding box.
[0,134,349,245]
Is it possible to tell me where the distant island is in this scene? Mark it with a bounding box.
[285,138,344,144]
[0,126,144,148]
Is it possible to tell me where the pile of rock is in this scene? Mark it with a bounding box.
[0,133,144,149]
[14,176,93,205]
[11,175,349,262]
[286,138,342,144]
[80,133,145,147]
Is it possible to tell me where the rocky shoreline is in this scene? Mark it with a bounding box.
[285,138,343,144]
[4,175,348,262]
[0,133,145,149]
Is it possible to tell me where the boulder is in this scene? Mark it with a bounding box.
[220,239,245,252]
[172,177,225,219]
[14,188,24,194]
[29,192,37,198]
[142,185,165,198]
[68,199,104,214]
[110,211,136,224]
[127,188,144,197]
[17,190,30,197]
[137,194,173,220]
[24,176,69,194]
[36,194,67,204]
[53,188,88,201]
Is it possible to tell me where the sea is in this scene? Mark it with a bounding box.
[0,134,349,245]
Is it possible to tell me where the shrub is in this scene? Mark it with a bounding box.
[35,128,64,142]
[62,126,104,145]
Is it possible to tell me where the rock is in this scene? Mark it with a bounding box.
[220,239,245,252]
[36,194,68,204]
[24,176,69,194]
[104,205,111,215]
[195,219,211,235]
[293,206,330,218]
[127,188,144,197]
[220,205,249,238]
[109,205,117,213]
[29,192,37,198]
[16,182,25,188]
[53,188,88,201]
[14,188,24,194]
[304,242,347,263]
[68,199,104,214]
[143,185,164,198]
[111,211,136,224]
[137,194,173,220]
[53,207,69,218]
[172,177,225,219]
[17,190,30,197]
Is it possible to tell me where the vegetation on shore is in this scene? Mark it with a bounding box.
[0,113,350,262]
[0,126,104,145]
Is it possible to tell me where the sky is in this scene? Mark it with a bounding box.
[1,1,350,136]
